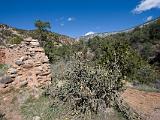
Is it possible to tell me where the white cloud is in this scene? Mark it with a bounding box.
[133,0,160,13]
[85,31,95,36]
[67,17,75,22]
[146,16,153,21]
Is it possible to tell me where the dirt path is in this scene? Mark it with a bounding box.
[122,88,160,120]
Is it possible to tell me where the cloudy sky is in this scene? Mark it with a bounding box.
[0,0,160,37]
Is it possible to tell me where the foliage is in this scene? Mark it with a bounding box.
[46,56,124,119]
[34,20,51,46]
[35,20,51,31]
[8,35,23,44]
[0,64,9,77]
[133,65,158,84]
[44,41,73,63]
[128,19,160,62]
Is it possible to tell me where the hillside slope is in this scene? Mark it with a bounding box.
[0,24,74,46]
[80,18,160,70]
[80,17,160,40]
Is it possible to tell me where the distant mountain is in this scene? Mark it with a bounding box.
[79,17,160,41]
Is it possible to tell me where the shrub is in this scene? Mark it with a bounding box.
[133,65,159,85]
[44,41,73,63]
[46,56,124,119]
[8,36,23,44]
[0,64,9,77]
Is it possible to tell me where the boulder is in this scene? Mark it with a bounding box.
[20,56,28,61]
[25,37,32,42]
[41,57,49,63]
[35,62,41,67]
[19,80,28,87]
[8,68,17,74]
[15,59,24,66]
[30,42,40,47]
[23,60,34,68]
[0,83,7,88]
[34,48,44,52]
[36,66,43,71]
[0,76,13,84]
[28,48,44,53]
[39,71,51,76]
[30,52,36,57]
[31,39,38,42]
[10,74,17,78]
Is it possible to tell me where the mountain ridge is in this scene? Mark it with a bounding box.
[79,16,160,40]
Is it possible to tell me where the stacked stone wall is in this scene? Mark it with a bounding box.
[0,37,51,91]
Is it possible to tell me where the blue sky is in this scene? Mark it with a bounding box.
[0,0,160,37]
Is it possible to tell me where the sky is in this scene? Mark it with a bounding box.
[0,0,160,37]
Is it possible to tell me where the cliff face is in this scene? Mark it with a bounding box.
[0,37,51,91]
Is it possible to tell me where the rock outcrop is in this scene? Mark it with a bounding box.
[0,37,51,91]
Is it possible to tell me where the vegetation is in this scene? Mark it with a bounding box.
[34,20,51,46]
[20,18,160,120]
[46,57,124,119]
[0,64,9,77]
[21,96,55,120]
[119,19,160,69]
[1,19,160,120]
[8,35,23,44]
[44,41,72,62]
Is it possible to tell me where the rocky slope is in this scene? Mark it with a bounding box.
[0,24,74,46]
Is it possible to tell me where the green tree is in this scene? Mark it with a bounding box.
[35,20,51,31]
[34,20,51,46]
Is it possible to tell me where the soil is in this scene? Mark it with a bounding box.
[1,87,160,120]
[0,89,23,120]
[122,88,160,120]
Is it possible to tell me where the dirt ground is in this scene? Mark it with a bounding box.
[1,87,160,120]
[122,88,160,120]
[0,89,23,120]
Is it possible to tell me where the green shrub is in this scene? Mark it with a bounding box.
[44,41,73,63]
[46,56,124,119]
[8,36,23,44]
[133,65,159,84]
[0,64,9,77]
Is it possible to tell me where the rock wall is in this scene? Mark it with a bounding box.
[0,37,51,91]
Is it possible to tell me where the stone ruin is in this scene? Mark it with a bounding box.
[0,37,51,91]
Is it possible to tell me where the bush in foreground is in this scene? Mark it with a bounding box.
[46,56,124,119]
